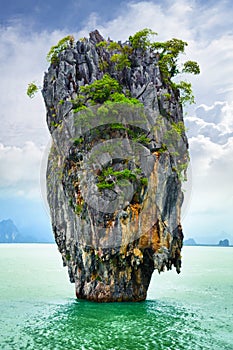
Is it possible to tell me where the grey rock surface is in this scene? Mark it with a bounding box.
[43,30,188,302]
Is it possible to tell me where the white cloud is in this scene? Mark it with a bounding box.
[79,1,195,42]
[0,25,80,147]
[182,132,233,242]
[183,98,233,241]
[0,142,46,198]
[185,100,233,144]
[188,33,233,106]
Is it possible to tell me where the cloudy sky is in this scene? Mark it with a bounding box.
[0,0,232,243]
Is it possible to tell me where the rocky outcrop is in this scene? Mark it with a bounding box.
[43,30,188,301]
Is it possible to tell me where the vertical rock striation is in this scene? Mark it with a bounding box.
[43,30,188,302]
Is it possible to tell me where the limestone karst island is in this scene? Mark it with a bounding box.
[30,29,200,302]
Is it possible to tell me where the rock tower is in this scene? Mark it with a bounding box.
[43,30,188,301]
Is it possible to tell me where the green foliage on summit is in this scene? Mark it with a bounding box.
[129,28,157,50]
[96,29,200,106]
[47,35,74,64]
[80,74,121,104]
[72,74,142,111]
[150,37,200,104]
[27,29,199,109]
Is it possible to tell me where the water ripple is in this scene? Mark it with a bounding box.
[2,300,227,350]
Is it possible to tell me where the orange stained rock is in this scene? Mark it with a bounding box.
[126,266,132,281]
[76,195,83,206]
[133,247,143,259]
[91,273,97,281]
[119,244,128,256]
[165,232,171,249]
[153,151,160,159]
[138,233,150,248]
[105,218,115,228]
[150,224,161,252]
[130,203,141,220]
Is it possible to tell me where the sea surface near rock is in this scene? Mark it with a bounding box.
[1,245,232,349]
[43,30,188,301]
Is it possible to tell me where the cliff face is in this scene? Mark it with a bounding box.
[42,30,188,302]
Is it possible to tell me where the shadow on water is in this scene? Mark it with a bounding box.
[4,299,229,350]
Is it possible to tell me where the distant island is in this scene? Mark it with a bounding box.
[218,239,230,247]
[184,238,197,246]
[0,219,52,243]
[184,238,231,247]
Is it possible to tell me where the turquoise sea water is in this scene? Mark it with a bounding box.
[0,244,232,350]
